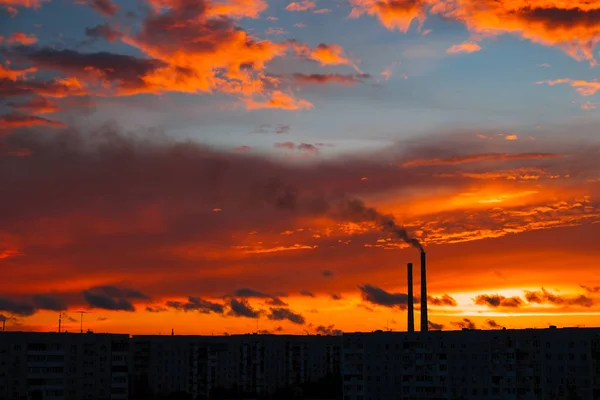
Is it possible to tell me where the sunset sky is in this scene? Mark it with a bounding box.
[1,0,600,335]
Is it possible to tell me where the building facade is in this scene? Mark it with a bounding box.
[0,332,130,400]
[342,327,600,400]
[129,333,341,399]
[2,327,600,400]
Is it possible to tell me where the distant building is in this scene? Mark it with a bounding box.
[2,327,600,400]
[130,333,341,399]
[0,332,129,400]
[342,327,600,400]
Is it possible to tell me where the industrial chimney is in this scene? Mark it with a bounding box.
[407,263,414,333]
[420,251,428,332]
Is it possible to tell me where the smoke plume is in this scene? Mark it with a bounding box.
[261,181,423,251]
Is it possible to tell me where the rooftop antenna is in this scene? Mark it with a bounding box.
[74,311,88,333]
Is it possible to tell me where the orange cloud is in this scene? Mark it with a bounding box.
[537,78,600,96]
[1,127,599,333]
[434,0,600,65]
[114,0,309,105]
[0,32,38,45]
[11,11,300,107]
[290,42,352,66]
[0,0,47,12]
[380,62,397,80]
[350,0,600,64]
[402,152,563,167]
[39,77,88,98]
[582,101,596,110]
[313,8,330,13]
[0,113,66,128]
[1,76,89,98]
[285,0,315,11]
[243,90,313,110]
[349,0,425,32]
[8,96,61,114]
[505,134,518,141]
[4,0,352,110]
[208,0,268,19]
[446,41,481,54]
[0,63,36,80]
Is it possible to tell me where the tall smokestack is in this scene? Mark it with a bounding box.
[420,251,428,332]
[407,262,414,333]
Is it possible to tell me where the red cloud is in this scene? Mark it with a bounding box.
[88,0,118,16]
[402,153,563,167]
[0,127,598,315]
[273,142,320,155]
[274,141,296,150]
[297,143,319,154]
[0,76,89,98]
[85,24,122,42]
[0,0,48,13]
[9,47,166,96]
[290,73,369,85]
[234,145,252,152]
[0,32,38,45]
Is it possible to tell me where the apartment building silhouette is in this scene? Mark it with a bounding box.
[342,327,600,400]
[1,326,600,399]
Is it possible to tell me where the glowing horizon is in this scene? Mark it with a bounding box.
[1,0,600,335]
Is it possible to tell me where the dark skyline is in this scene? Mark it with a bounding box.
[1,0,600,335]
